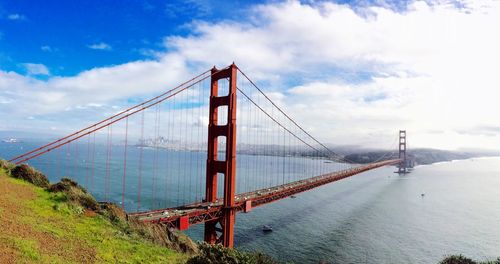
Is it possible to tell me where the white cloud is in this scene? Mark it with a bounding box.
[159,0,500,150]
[41,46,52,52]
[21,63,50,75]
[0,54,193,133]
[87,42,112,50]
[7,13,26,20]
[1,0,500,151]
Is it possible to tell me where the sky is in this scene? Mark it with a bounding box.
[0,0,499,151]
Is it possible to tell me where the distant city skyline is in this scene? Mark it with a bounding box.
[1,0,499,150]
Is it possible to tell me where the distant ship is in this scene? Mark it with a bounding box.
[2,138,21,143]
[262,225,273,232]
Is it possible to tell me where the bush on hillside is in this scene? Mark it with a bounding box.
[440,255,476,264]
[127,219,199,254]
[440,255,500,264]
[0,159,15,173]
[11,164,50,188]
[187,242,277,264]
[48,177,98,210]
[99,202,127,222]
[96,202,198,254]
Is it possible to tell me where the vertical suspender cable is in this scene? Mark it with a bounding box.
[91,130,96,191]
[176,94,181,206]
[188,86,194,203]
[122,117,128,209]
[105,126,111,202]
[86,133,91,188]
[137,111,145,211]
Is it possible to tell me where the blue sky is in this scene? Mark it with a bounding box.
[0,0,270,76]
[0,0,424,77]
[0,0,499,150]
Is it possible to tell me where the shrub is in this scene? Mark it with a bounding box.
[126,220,199,254]
[0,159,15,173]
[48,178,98,210]
[11,164,50,188]
[440,255,500,264]
[98,202,127,223]
[440,255,476,264]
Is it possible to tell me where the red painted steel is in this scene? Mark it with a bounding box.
[244,200,252,213]
[204,66,220,244]
[204,64,238,248]
[179,216,189,231]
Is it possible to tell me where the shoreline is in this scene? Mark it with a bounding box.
[414,155,500,168]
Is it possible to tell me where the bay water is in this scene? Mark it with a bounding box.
[1,141,499,263]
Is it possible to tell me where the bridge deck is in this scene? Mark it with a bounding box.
[128,159,401,229]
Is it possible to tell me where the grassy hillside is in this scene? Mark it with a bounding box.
[0,161,277,264]
[0,166,188,263]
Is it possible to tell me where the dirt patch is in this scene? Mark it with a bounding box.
[0,243,20,264]
[84,209,97,217]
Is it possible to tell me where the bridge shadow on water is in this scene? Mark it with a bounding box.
[298,173,413,263]
[234,172,399,246]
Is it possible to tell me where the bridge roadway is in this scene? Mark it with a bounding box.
[128,159,401,230]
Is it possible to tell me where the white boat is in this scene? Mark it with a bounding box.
[2,138,20,143]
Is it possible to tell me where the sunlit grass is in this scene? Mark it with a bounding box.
[0,169,188,263]
[11,238,41,261]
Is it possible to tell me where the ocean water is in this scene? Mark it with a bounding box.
[229,157,500,263]
[2,141,499,263]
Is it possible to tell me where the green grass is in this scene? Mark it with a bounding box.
[0,169,188,263]
[11,238,41,261]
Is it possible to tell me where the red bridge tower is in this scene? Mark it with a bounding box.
[204,64,238,248]
[398,130,407,173]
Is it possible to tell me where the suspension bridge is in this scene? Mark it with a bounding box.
[8,63,407,248]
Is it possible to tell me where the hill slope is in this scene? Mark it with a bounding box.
[0,167,188,263]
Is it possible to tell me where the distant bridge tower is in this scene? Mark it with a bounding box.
[204,64,238,248]
[398,130,407,173]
